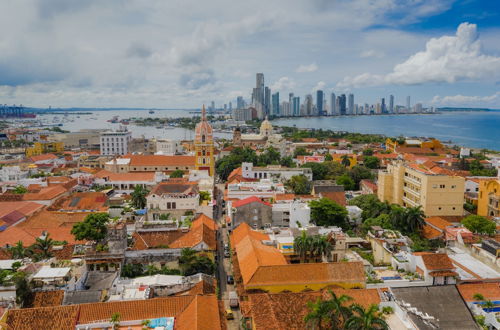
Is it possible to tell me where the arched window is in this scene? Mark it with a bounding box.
[202,135,206,143]
[202,150,206,156]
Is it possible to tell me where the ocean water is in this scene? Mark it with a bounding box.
[22,109,500,150]
[273,111,500,150]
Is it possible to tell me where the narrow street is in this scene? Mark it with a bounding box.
[214,183,241,329]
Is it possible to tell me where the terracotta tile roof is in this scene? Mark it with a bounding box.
[5,305,79,330]
[360,179,378,192]
[422,225,443,240]
[236,236,287,285]
[424,216,453,231]
[0,201,43,219]
[428,270,458,277]
[421,253,454,270]
[319,191,346,206]
[0,210,25,226]
[457,283,500,302]
[126,154,196,167]
[248,262,365,287]
[170,223,217,250]
[30,153,58,162]
[174,279,216,296]
[23,185,67,201]
[192,213,218,231]
[274,193,296,201]
[228,167,242,181]
[26,290,64,308]
[230,223,270,248]
[95,169,156,182]
[150,181,199,195]
[175,295,221,330]
[132,231,184,250]
[244,288,380,329]
[233,196,271,208]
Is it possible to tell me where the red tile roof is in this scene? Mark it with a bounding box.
[457,283,500,302]
[29,153,58,162]
[126,154,196,167]
[233,196,272,208]
[421,253,454,270]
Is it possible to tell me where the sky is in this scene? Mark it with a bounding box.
[1,0,500,109]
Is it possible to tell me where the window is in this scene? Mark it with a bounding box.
[438,207,442,210]
[432,184,437,188]
[440,184,445,189]
[202,135,206,142]
[451,185,456,189]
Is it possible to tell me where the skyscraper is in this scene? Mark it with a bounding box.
[381,98,386,113]
[305,94,313,116]
[264,86,271,116]
[272,92,280,116]
[389,95,394,113]
[406,96,411,112]
[210,101,215,111]
[252,73,266,119]
[339,94,347,115]
[316,90,324,116]
[348,94,354,115]
[330,93,336,115]
[236,96,244,110]
[293,97,300,116]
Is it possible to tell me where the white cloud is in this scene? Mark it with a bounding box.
[359,49,384,58]
[338,23,500,88]
[431,92,500,106]
[271,77,296,92]
[296,63,318,73]
[311,81,326,92]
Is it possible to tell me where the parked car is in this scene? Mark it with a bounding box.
[225,309,234,320]
[227,275,234,284]
[229,291,239,308]
[224,250,231,258]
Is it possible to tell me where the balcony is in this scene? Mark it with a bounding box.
[403,186,421,198]
[403,176,421,186]
[402,196,418,207]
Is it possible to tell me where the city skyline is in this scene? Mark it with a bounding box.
[0,1,500,109]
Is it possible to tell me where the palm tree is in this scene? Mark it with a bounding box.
[110,312,121,330]
[294,231,313,263]
[345,304,388,330]
[31,234,54,260]
[389,205,405,230]
[341,155,351,167]
[483,300,495,312]
[179,248,198,273]
[131,185,148,209]
[304,298,332,330]
[473,293,485,301]
[404,206,425,233]
[324,290,353,329]
[311,236,333,262]
[145,264,158,276]
[9,241,31,259]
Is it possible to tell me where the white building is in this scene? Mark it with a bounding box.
[147,182,200,220]
[241,162,313,181]
[0,166,29,182]
[272,200,310,228]
[155,139,183,155]
[100,129,132,155]
[226,179,285,200]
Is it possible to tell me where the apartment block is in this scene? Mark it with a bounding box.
[378,161,465,216]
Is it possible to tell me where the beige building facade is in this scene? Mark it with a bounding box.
[378,161,465,216]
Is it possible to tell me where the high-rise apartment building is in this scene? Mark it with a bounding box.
[378,161,465,216]
[264,86,271,117]
[236,96,245,110]
[406,96,411,112]
[304,94,313,116]
[348,94,354,115]
[389,95,394,113]
[381,98,386,114]
[316,90,324,116]
[293,97,300,116]
[339,94,347,115]
[272,92,280,116]
[330,93,336,115]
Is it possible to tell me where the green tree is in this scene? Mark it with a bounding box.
[324,161,348,179]
[302,162,329,180]
[309,198,349,229]
[257,147,281,166]
[215,147,257,180]
[145,264,158,276]
[304,298,333,330]
[363,156,380,169]
[121,264,144,278]
[324,153,333,161]
[183,255,215,276]
[131,185,148,209]
[324,290,354,329]
[341,155,351,167]
[71,213,109,241]
[110,312,121,330]
[362,214,393,233]
[169,169,184,178]
[336,174,355,191]
[285,175,312,195]
[9,241,31,259]
[304,291,353,330]
[362,149,374,156]
[462,215,496,235]
[199,191,211,204]
[349,194,390,220]
[294,147,311,158]
[14,273,32,308]
[13,185,27,194]
[31,234,54,260]
[347,165,374,189]
[345,304,388,330]
[280,156,295,167]
[294,231,313,263]
[159,213,171,220]
[310,235,333,261]
[403,206,425,234]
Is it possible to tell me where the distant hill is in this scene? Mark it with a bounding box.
[437,107,500,112]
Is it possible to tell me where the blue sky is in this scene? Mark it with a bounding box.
[0,0,500,108]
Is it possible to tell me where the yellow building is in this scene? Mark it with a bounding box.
[194,105,215,176]
[378,161,465,216]
[25,141,64,157]
[332,154,358,168]
[385,138,443,152]
[477,179,500,217]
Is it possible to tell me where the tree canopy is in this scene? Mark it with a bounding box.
[131,185,148,209]
[462,215,496,235]
[309,198,349,229]
[71,213,109,241]
[363,156,380,169]
[169,169,184,178]
[285,175,312,195]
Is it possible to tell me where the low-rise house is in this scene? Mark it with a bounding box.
[32,266,72,287]
[415,253,458,285]
[295,155,325,166]
[241,162,313,181]
[0,166,29,182]
[360,179,378,194]
[104,154,196,174]
[226,179,285,201]
[147,180,200,221]
[367,227,411,266]
[272,200,310,228]
[230,196,272,230]
[94,169,166,194]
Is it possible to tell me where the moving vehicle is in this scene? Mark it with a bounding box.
[227,275,234,284]
[229,291,239,308]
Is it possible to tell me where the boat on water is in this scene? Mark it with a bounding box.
[107,115,119,123]
[149,110,155,114]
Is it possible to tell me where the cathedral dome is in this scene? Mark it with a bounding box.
[260,116,273,137]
